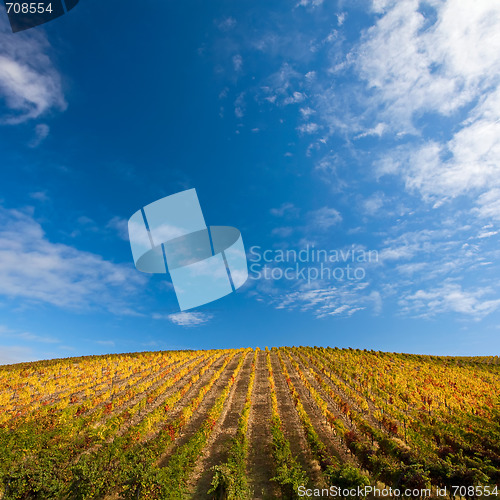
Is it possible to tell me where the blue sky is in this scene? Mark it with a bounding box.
[1,0,500,363]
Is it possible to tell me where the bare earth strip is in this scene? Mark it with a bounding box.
[282,350,354,465]
[102,353,237,500]
[304,350,383,433]
[270,350,324,489]
[246,350,282,500]
[290,350,355,432]
[185,351,253,498]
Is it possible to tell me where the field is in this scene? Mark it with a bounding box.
[1,347,499,499]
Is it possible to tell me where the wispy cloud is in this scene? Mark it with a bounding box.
[29,123,50,147]
[216,17,237,31]
[0,207,146,312]
[354,123,386,140]
[268,281,378,319]
[29,191,50,203]
[107,216,129,240]
[0,325,59,344]
[165,311,213,327]
[308,207,342,229]
[355,1,500,217]
[234,92,245,118]
[272,227,294,238]
[232,54,243,72]
[362,192,386,215]
[297,122,320,134]
[0,325,66,365]
[96,340,115,346]
[296,0,323,8]
[270,202,298,218]
[399,282,500,320]
[0,16,66,124]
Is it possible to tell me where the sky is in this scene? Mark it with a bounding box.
[1,0,500,364]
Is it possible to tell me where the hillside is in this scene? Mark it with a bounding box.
[1,347,499,499]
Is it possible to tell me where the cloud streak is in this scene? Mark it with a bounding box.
[0,16,66,124]
[0,207,146,312]
[166,311,213,327]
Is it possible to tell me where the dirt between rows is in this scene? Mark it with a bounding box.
[246,350,281,500]
[304,350,385,435]
[282,350,356,465]
[98,348,388,498]
[270,350,325,489]
[185,350,254,498]
[157,352,245,467]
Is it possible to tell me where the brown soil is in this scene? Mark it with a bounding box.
[246,351,281,500]
[185,350,253,498]
[270,350,325,488]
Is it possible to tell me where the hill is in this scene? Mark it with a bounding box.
[1,347,499,499]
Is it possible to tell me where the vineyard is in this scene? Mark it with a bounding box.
[0,347,499,499]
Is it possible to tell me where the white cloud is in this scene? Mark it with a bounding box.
[300,106,315,118]
[296,0,323,7]
[354,123,386,139]
[216,17,237,31]
[475,189,500,220]
[354,0,500,216]
[0,17,66,123]
[278,0,500,223]
[272,227,294,238]
[270,202,298,218]
[314,154,347,192]
[362,192,386,215]
[395,262,428,276]
[29,123,50,147]
[0,207,146,311]
[356,0,500,128]
[260,63,302,106]
[107,216,129,240]
[269,282,372,318]
[308,207,342,229]
[284,91,306,105]
[29,191,50,203]
[96,340,115,346]
[379,228,453,263]
[477,230,499,239]
[166,311,213,327]
[234,92,245,118]
[297,122,319,134]
[400,282,500,320]
[232,54,243,72]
